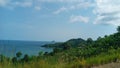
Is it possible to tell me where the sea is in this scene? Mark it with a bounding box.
[0,40,53,57]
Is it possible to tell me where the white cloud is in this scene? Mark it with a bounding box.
[14,1,32,8]
[94,0,120,26]
[70,2,94,10]
[34,6,41,10]
[0,0,10,7]
[37,0,85,3]
[70,15,89,23]
[53,7,67,14]
[53,1,94,14]
[0,0,33,8]
[0,0,94,12]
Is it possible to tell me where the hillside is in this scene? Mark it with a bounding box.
[0,26,120,68]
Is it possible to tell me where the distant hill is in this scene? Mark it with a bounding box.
[42,38,86,49]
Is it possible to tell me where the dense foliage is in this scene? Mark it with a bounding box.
[0,26,120,68]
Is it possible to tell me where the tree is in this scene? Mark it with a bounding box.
[38,51,44,56]
[117,26,120,32]
[87,38,93,44]
[63,43,71,50]
[16,52,22,59]
[53,48,61,53]
[0,55,5,62]
[22,54,29,62]
[44,52,48,55]
[12,57,17,63]
[97,37,102,41]
[104,35,108,38]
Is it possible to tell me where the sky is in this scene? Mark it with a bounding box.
[0,0,120,42]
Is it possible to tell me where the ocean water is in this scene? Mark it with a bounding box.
[0,40,53,57]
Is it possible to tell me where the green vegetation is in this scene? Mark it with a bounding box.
[117,26,120,32]
[1,26,120,68]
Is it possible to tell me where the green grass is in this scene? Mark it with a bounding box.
[1,48,120,68]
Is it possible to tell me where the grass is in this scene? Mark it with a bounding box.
[1,48,120,68]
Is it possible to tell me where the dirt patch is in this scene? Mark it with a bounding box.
[92,62,120,68]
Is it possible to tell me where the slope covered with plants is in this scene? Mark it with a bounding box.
[0,26,120,68]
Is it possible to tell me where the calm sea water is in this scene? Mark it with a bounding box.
[0,40,53,57]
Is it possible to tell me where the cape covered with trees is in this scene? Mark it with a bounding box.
[1,26,120,68]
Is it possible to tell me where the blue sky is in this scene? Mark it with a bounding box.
[0,0,120,41]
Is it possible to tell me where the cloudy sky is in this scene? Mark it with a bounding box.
[0,0,120,41]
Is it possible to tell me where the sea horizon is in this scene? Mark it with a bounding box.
[0,40,53,57]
